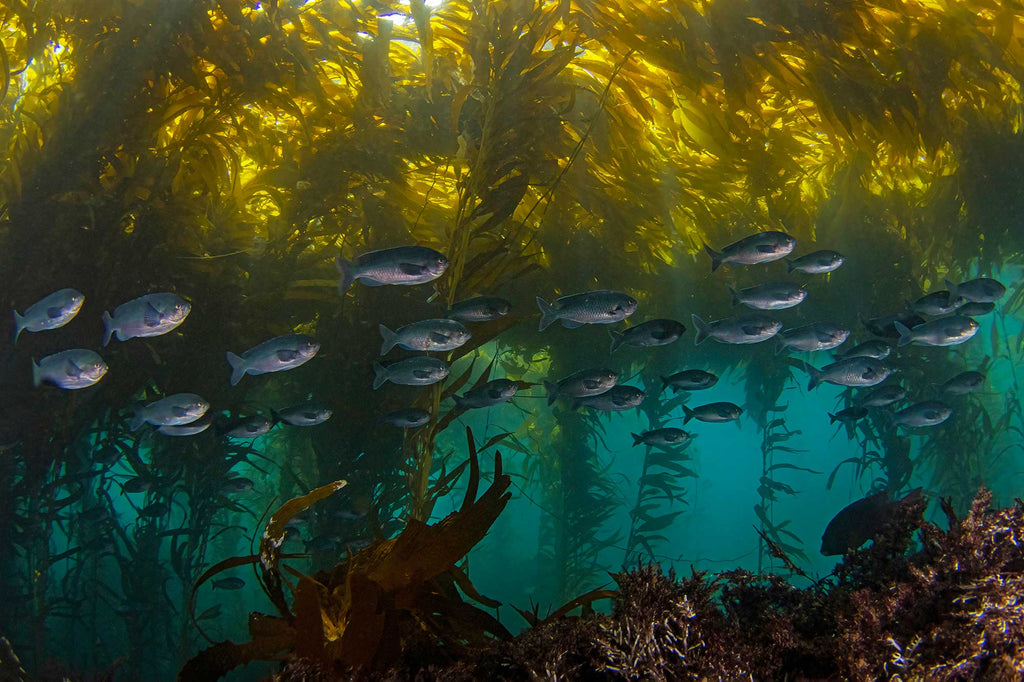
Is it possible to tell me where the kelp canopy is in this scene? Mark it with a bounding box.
[1,0,1024,678]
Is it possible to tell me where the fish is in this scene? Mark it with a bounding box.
[305,534,341,552]
[727,282,806,310]
[79,507,110,523]
[195,605,222,622]
[222,415,275,439]
[609,319,685,352]
[572,385,645,411]
[855,384,907,407]
[631,428,692,446]
[211,577,245,591]
[703,230,797,272]
[806,357,891,391]
[122,477,152,494]
[829,406,868,424]
[378,318,470,355]
[938,371,985,395]
[226,334,320,386]
[785,250,845,274]
[862,312,925,339]
[956,301,995,316]
[453,378,518,409]
[130,393,210,431]
[536,290,638,331]
[13,288,85,343]
[380,408,431,428]
[820,488,924,556]
[221,477,255,494]
[336,245,449,293]
[273,402,332,426]
[157,413,213,436]
[908,291,962,316]
[834,339,892,360]
[31,349,108,390]
[138,502,169,518]
[894,316,979,347]
[682,402,743,424]
[661,369,718,393]
[691,314,782,345]
[93,446,122,466]
[102,293,190,346]
[543,368,618,405]
[890,400,953,428]
[946,277,1006,303]
[446,296,511,322]
[775,323,850,355]
[372,356,450,389]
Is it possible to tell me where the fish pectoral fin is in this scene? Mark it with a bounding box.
[276,349,300,362]
[582,380,600,389]
[47,306,66,319]
[412,369,433,379]
[487,388,503,399]
[740,325,764,335]
[755,245,776,253]
[429,332,450,343]
[143,303,164,327]
[171,406,189,417]
[399,263,427,275]
[65,360,83,376]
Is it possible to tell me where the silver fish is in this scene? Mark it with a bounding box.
[775,323,850,354]
[806,357,891,391]
[223,415,275,439]
[32,349,108,390]
[631,428,692,447]
[226,334,320,386]
[855,384,906,407]
[891,400,952,428]
[158,413,213,436]
[572,385,645,411]
[894,316,978,347]
[703,230,796,272]
[380,408,431,428]
[786,250,845,274]
[728,281,806,310]
[938,371,985,395]
[379,318,470,355]
[543,368,618,406]
[834,339,892,360]
[909,291,961,316]
[102,293,190,346]
[131,393,209,431]
[372,356,449,389]
[682,402,743,424]
[536,290,638,331]
[661,369,718,393]
[274,402,332,426]
[957,301,995,316]
[692,313,782,345]
[446,296,511,322]
[609,318,685,352]
[453,378,518,409]
[946,277,1006,303]
[13,288,84,343]
[336,246,448,293]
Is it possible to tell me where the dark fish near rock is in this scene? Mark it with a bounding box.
[336,245,449,293]
[273,402,332,426]
[691,313,782,345]
[855,384,906,407]
[380,408,431,428]
[829,406,868,424]
[378,318,470,355]
[956,301,995,316]
[446,296,511,322]
[862,312,925,339]
[32,349,108,390]
[728,281,806,310]
[572,385,645,411]
[703,230,796,272]
[536,290,638,331]
[543,368,618,405]
[609,318,685,352]
[372,356,449,389]
[834,339,892,360]
[894,315,978,347]
[453,378,518,409]
[13,288,85,343]
[102,293,190,346]
[820,488,924,556]
[661,369,718,393]
[122,477,152,494]
[226,334,320,386]
[785,250,844,274]
[908,290,962,316]
[775,323,849,354]
[938,371,985,395]
[139,502,169,518]
[682,402,743,424]
[806,357,891,391]
[631,428,691,446]
[946,277,1006,303]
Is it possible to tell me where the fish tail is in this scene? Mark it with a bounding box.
[536,297,558,332]
[101,311,115,347]
[659,376,670,394]
[726,284,739,307]
[378,324,398,355]
[806,363,823,391]
[682,405,695,425]
[269,409,282,425]
[691,314,711,345]
[453,394,467,409]
[945,278,960,303]
[828,412,838,425]
[226,352,247,386]
[372,361,388,390]
[774,336,787,356]
[703,243,723,272]
[543,380,558,406]
[569,398,581,411]
[12,310,24,344]
[631,432,643,446]
[894,321,913,347]
[609,330,624,353]
[785,258,795,273]
[336,256,356,294]
[129,407,146,432]
[31,358,41,388]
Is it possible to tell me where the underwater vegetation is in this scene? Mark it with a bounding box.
[1,0,1024,678]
